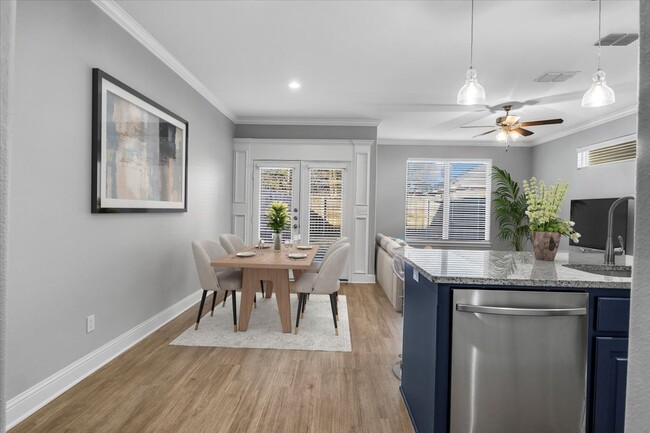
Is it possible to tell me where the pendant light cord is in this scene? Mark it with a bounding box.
[597,0,602,70]
[469,0,475,68]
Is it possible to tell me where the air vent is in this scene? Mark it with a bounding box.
[577,139,637,169]
[594,33,639,46]
[534,71,579,83]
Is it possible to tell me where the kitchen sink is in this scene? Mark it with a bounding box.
[563,264,632,278]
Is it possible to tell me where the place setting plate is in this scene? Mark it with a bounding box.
[296,245,313,250]
[236,251,257,257]
[288,253,308,259]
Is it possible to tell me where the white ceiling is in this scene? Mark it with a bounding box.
[114,0,640,145]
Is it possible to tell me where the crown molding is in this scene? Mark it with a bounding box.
[377,138,531,148]
[234,138,375,146]
[236,117,382,127]
[530,105,638,146]
[91,0,237,122]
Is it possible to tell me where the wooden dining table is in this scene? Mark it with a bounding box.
[211,245,318,333]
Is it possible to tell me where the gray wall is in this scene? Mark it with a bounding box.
[626,1,650,429]
[375,144,533,250]
[532,115,637,250]
[234,124,377,141]
[7,0,234,399]
[1,1,17,430]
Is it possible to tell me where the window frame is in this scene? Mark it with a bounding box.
[404,158,492,247]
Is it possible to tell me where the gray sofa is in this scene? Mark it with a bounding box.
[375,233,406,312]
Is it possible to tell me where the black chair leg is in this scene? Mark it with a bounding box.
[260,280,265,297]
[295,293,304,335]
[329,293,339,336]
[211,291,217,316]
[334,291,339,321]
[301,292,307,318]
[231,290,238,332]
[195,290,208,330]
[254,293,257,309]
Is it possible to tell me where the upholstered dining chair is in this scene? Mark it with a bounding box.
[219,233,266,298]
[308,236,349,273]
[294,243,350,336]
[191,240,244,332]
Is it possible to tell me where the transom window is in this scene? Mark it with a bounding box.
[405,159,492,244]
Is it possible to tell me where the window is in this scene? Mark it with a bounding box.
[308,168,344,260]
[577,136,637,169]
[405,159,491,244]
[257,167,295,243]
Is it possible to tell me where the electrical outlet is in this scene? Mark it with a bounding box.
[86,315,95,333]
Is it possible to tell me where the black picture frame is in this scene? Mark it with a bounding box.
[91,68,189,213]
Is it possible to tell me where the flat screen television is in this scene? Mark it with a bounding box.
[569,198,628,250]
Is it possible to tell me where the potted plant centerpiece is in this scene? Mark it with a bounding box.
[523,177,580,261]
[267,201,290,252]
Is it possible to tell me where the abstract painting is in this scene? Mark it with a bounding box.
[92,68,188,213]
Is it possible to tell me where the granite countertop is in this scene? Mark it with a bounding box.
[396,247,632,289]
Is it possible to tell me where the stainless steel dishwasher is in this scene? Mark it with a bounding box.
[450,289,589,433]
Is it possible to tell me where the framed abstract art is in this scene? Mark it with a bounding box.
[91,68,188,213]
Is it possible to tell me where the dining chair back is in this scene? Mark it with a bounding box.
[294,244,350,335]
[309,236,349,273]
[191,240,243,331]
[219,233,246,254]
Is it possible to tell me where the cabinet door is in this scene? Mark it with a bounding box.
[593,337,628,433]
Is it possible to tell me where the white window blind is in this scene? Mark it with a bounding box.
[405,160,491,244]
[577,139,637,169]
[257,167,294,243]
[308,168,344,260]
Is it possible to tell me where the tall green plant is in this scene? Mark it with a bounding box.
[266,201,290,233]
[492,166,530,251]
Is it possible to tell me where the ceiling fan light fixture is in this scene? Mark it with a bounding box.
[582,69,615,108]
[496,130,507,143]
[583,0,615,109]
[457,68,486,105]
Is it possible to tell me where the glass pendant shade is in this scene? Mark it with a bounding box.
[457,68,486,105]
[496,130,507,142]
[582,69,615,108]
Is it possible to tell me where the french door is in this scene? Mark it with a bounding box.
[253,160,349,276]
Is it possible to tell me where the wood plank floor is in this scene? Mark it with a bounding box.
[11,284,413,433]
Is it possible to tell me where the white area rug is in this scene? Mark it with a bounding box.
[171,293,351,352]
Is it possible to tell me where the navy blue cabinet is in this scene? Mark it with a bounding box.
[592,338,628,433]
[400,266,631,433]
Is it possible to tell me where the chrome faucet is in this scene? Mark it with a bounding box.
[604,196,634,265]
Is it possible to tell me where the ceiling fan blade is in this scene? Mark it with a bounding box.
[519,118,564,127]
[512,128,534,137]
[472,129,498,138]
[460,125,495,128]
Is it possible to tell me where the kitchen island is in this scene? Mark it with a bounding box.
[396,248,631,433]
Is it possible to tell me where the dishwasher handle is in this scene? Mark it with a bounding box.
[456,304,587,317]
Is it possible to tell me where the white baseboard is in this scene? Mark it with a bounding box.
[6,289,202,430]
[349,274,376,284]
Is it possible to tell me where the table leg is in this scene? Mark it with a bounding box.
[238,269,257,332]
[274,270,292,333]
[264,280,274,298]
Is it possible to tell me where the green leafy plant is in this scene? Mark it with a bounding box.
[492,166,530,251]
[266,201,290,233]
[522,177,580,243]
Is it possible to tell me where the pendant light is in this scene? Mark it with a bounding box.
[457,0,486,105]
[582,0,615,108]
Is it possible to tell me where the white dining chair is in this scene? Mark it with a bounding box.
[219,233,246,254]
[308,236,349,273]
[191,240,244,332]
[219,233,266,299]
[294,243,350,336]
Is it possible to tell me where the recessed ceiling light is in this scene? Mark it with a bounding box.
[288,81,301,90]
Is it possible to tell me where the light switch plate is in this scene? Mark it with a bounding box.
[87,315,95,333]
[413,269,419,283]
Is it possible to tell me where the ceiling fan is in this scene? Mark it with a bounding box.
[461,104,564,143]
